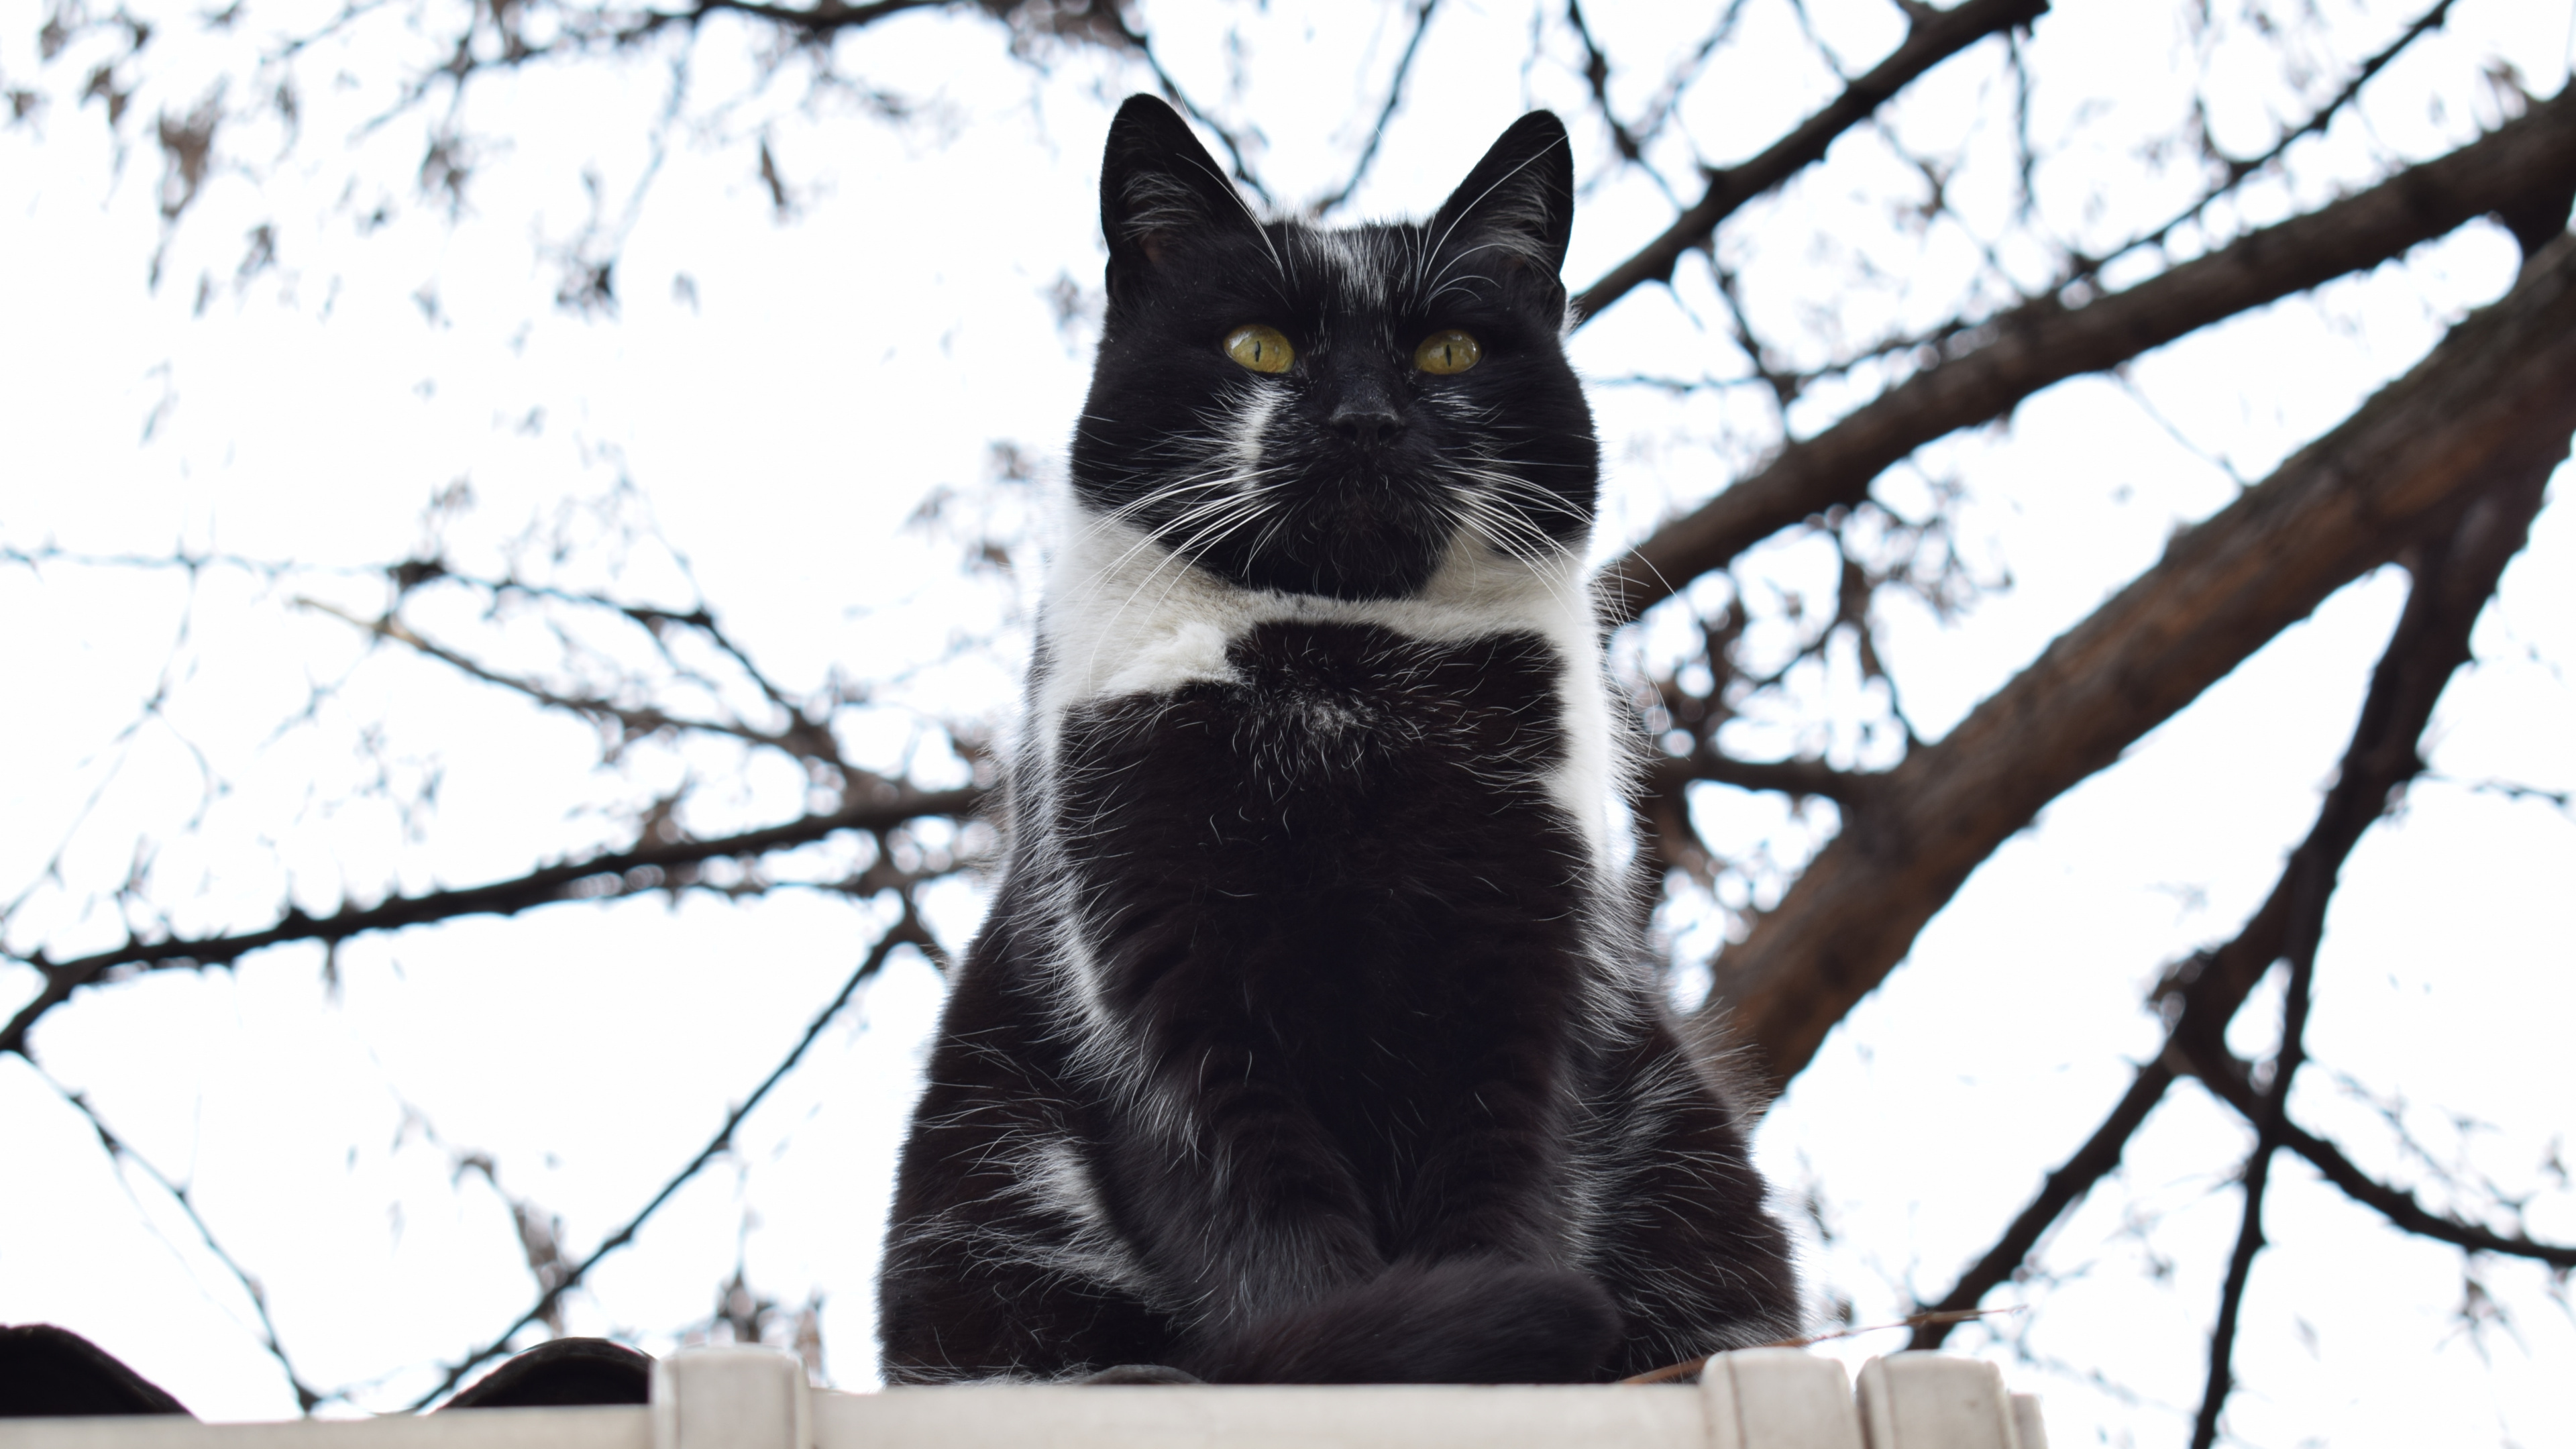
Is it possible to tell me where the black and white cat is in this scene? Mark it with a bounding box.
[877,95,1800,1385]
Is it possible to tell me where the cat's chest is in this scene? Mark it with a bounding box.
[1058,621,1568,806]
[1028,521,1621,864]
[1216,620,1558,762]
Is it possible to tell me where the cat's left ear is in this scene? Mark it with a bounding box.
[1429,111,1575,284]
[1100,95,1260,282]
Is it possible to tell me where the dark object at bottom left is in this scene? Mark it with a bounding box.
[0,1324,653,1419]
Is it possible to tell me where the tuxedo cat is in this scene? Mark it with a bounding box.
[877,95,1801,1384]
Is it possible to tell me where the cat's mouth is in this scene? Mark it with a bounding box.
[1183,462,1466,602]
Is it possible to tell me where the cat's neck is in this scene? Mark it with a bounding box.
[1026,500,1629,873]
[1034,503,1600,710]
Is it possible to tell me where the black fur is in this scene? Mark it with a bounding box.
[1081,105,1593,601]
[877,96,1800,1385]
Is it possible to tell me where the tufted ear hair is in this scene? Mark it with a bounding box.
[1100,95,1260,284]
[1427,111,1575,282]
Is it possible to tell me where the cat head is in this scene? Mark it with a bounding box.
[1070,95,1599,603]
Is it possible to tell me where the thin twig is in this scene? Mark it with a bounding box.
[1747,0,2460,393]
[2174,1044,2576,1269]
[32,1067,327,1411]
[1907,1064,2178,1350]
[1564,0,1648,164]
[2190,841,2327,1449]
[296,596,843,765]
[1107,13,1273,205]
[630,0,942,39]
[2105,0,2457,278]
[409,903,931,1408]
[1569,0,2047,326]
[1,785,982,1059]
[1312,0,1440,215]
[1646,752,1874,805]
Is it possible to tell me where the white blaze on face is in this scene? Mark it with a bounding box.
[1311,229,1390,313]
[1224,386,1279,494]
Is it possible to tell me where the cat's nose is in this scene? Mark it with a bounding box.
[1328,393,1406,447]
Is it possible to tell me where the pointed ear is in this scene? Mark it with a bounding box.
[1100,94,1257,276]
[1428,111,1574,282]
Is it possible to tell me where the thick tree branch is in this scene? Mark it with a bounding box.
[0,786,984,1061]
[1569,0,2048,325]
[1695,231,2576,1093]
[1902,377,2561,1348]
[1602,87,2576,623]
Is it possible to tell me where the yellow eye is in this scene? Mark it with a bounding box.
[1223,323,1295,374]
[1413,329,1481,374]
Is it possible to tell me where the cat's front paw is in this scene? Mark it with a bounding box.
[1183,1257,1619,1384]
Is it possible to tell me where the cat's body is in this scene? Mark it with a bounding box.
[877,97,1800,1384]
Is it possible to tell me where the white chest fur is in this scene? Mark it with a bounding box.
[1027,507,1629,870]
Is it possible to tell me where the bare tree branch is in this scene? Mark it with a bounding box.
[299,597,835,763]
[1904,1063,2178,1350]
[32,1067,327,1411]
[1563,0,1647,166]
[1566,0,1756,192]
[0,786,983,1061]
[1312,0,1440,215]
[1602,87,2576,623]
[1904,382,2562,1351]
[1106,12,1275,205]
[2176,1042,2576,1271]
[2183,443,2544,1434]
[2191,811,2328,1448]
[2106,0,2459,276]
[1644,752,1872,806]
[2151,410,2568,1040]
[414,0,1138,74]
[410,903,933,1409]
[1562,0,2466,415]
[1568,0,2048,327]
[1697,231,2576,1093]
[612,0,945,44]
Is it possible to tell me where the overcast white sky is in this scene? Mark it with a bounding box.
[3,1,2573,1444]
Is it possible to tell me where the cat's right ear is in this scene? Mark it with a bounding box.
[1101,95,1257,292]
[1428,111,1574,284]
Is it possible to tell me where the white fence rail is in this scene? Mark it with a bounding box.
[1,1348,2047,1449]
